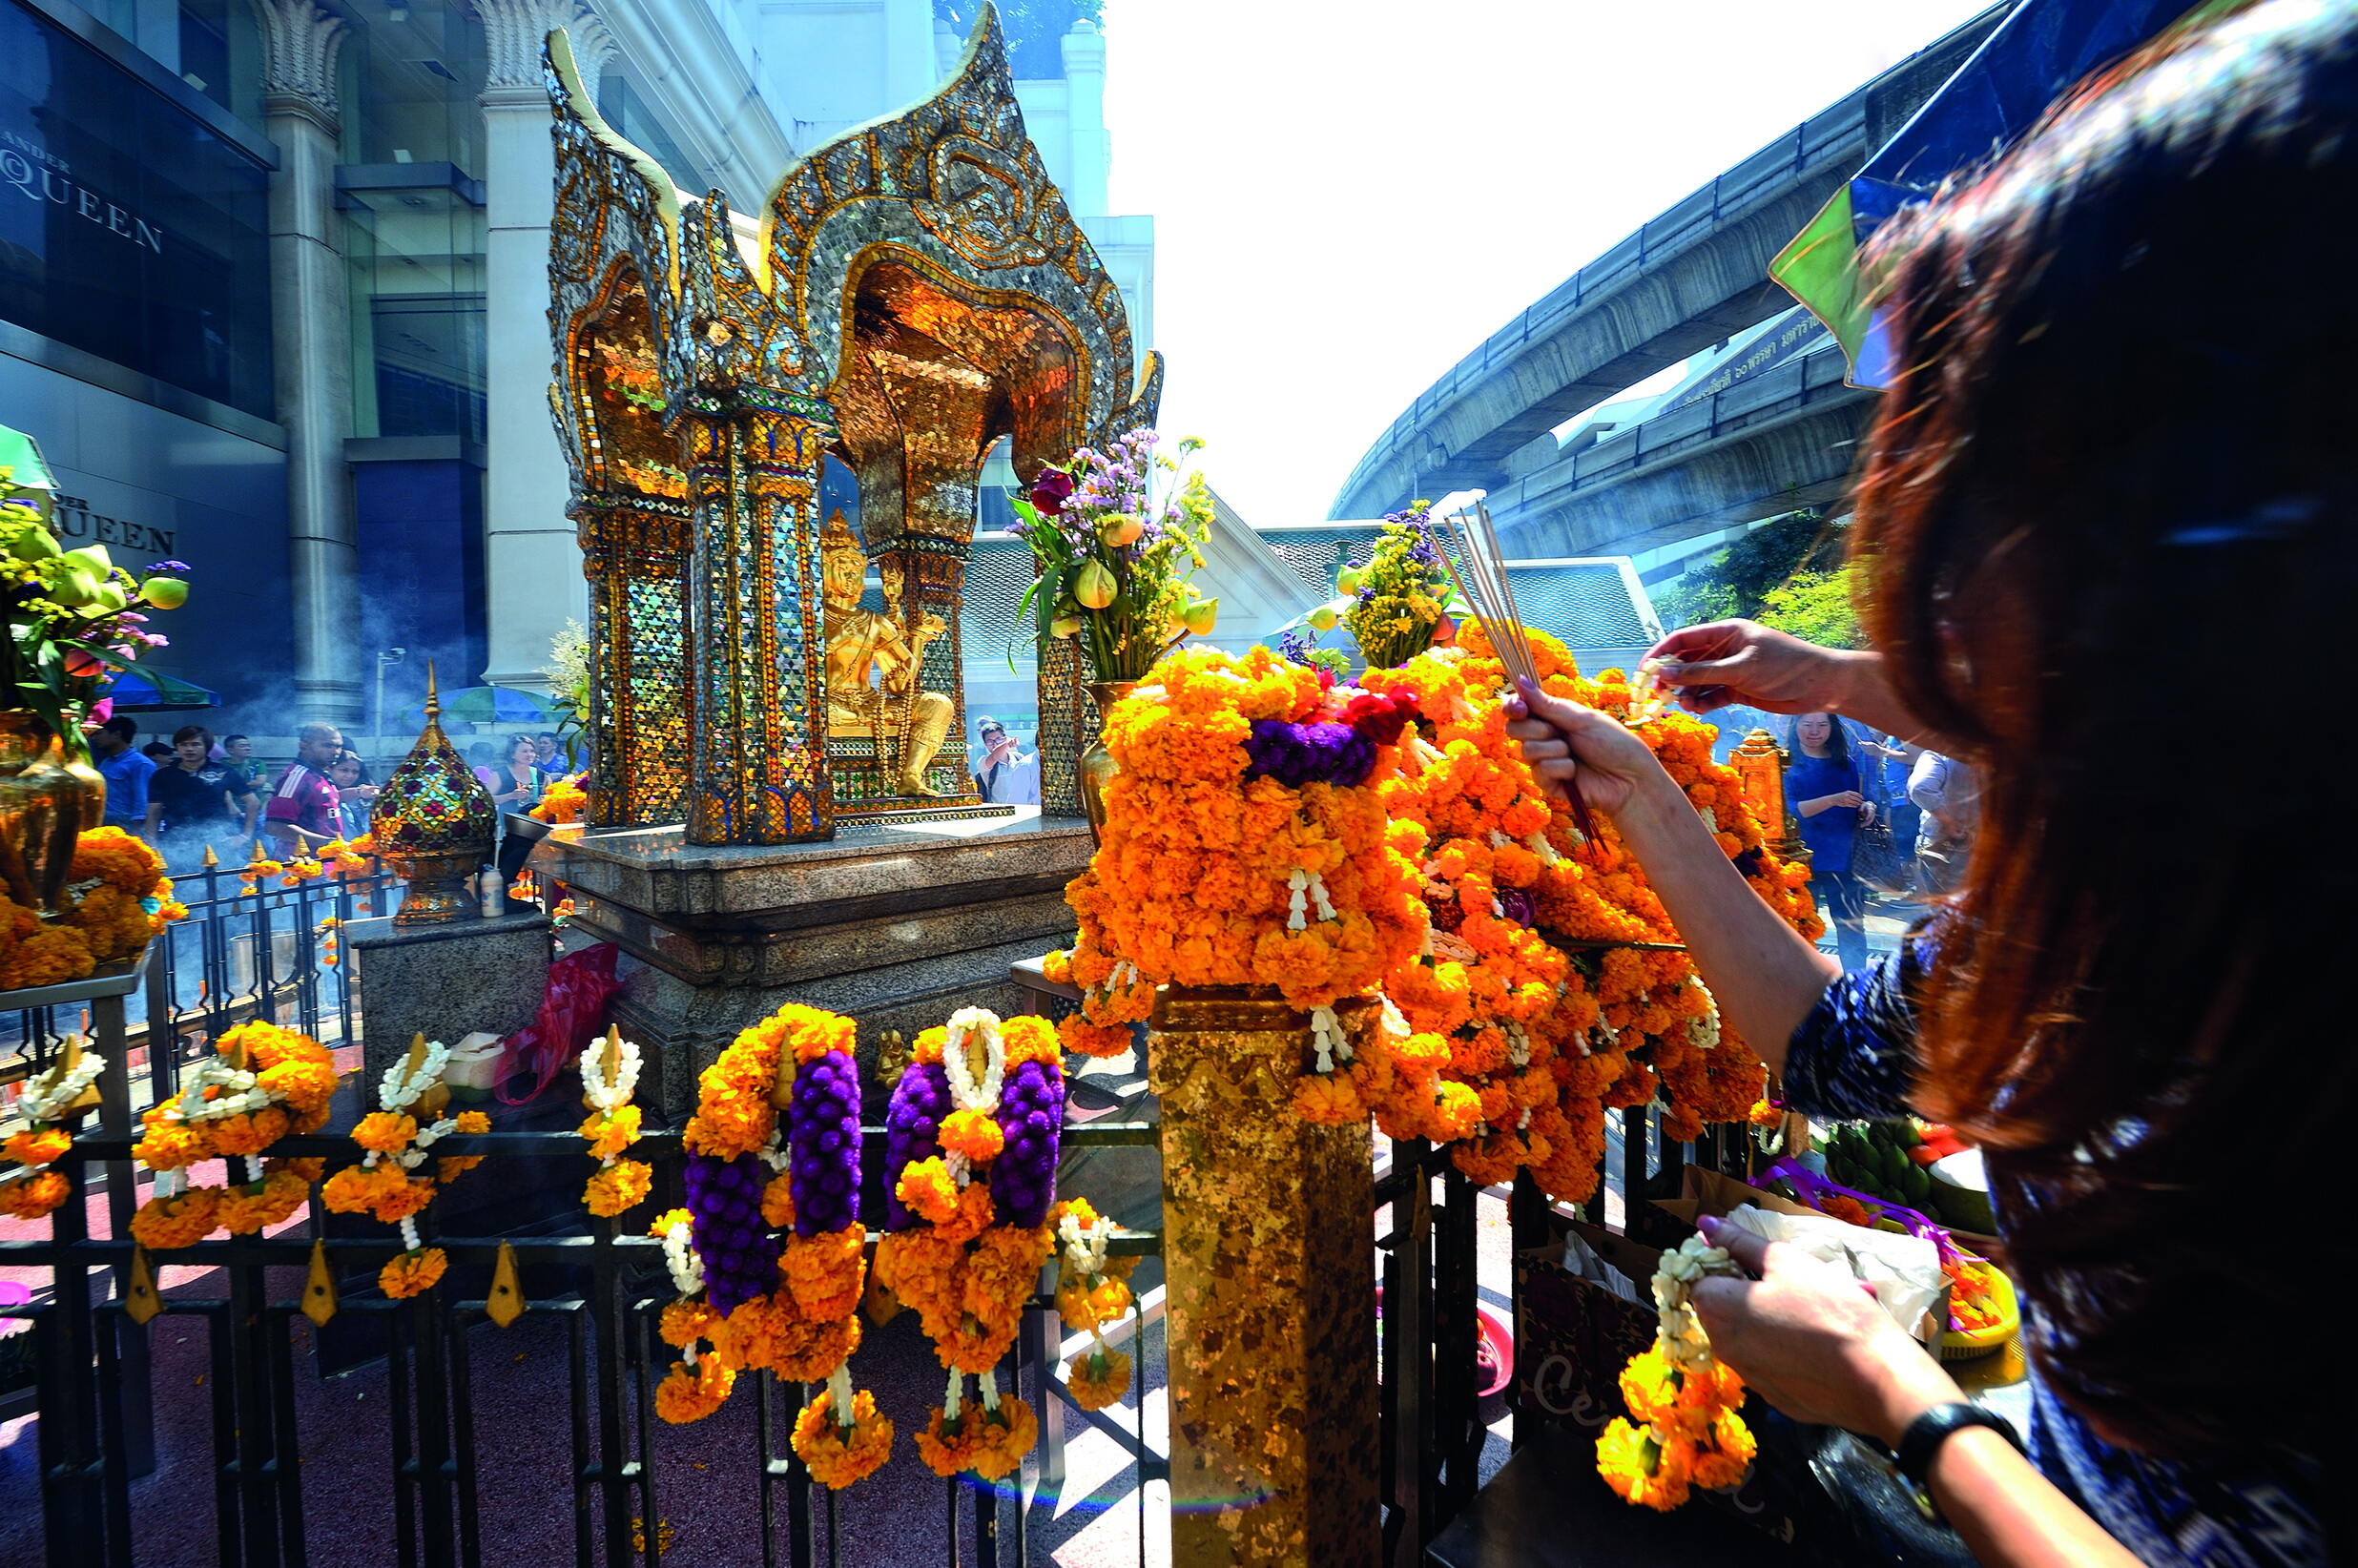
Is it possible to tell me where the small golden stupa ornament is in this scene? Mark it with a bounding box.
[371,662,497,925]
[1730,728,1810,865]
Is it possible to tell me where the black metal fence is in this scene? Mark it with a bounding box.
[4,884,1747,1567]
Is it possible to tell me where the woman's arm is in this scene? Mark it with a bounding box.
[1646,621,1958,751]
[1506,679,1837,1071]
[1692,1220,2140,1568]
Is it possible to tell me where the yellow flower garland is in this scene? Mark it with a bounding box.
[130,1021,337,1248]
[321,1037,492,1298]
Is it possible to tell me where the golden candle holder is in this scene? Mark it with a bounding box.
[370,663,498,925]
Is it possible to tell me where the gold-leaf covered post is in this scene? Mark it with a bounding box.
[370,662,498,925]
[1149,987,1379,1565]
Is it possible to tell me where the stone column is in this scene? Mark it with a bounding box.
[1150,987,1380,1565]
[252,0,362,727]
[474,0,610,692]
[1060,19,1108,220]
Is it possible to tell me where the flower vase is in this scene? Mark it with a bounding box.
[1079,681,1135,847]
[0,711,105,918]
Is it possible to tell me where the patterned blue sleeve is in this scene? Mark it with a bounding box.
[1780,923,1938,1123]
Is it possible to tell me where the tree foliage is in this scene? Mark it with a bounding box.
[1653,510,1848,630]
[1754,566,1864,650]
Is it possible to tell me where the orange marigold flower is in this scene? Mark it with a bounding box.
[353,1111,417,1153]
[578,1104,640,1163]
[894,1157,961,1226]
[0,1169,72,1220]
[453,1110,490,1134]
[380,1246,448,1299]
[3,1126,72,1167]
[791,1389,894,1488]
[937,1108,1003,1164]
[660,1300,720,1349]
[1067,1349,1130,1412]
[779,1227,866,1322]
[654,1357,735,1424]
[761,1172,796,1229]
[215,1170,309,1235]
[1597,1418,1691,1511]
[1687,1411,1756,1492]
[584,1158,652,1218]
[131,1187,220,1248]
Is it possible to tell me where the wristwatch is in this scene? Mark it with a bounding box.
[1894,1402,2025,1522]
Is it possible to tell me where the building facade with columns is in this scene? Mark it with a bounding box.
[0,0,1149,746]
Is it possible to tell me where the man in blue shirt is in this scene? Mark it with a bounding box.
[92,714,156,834]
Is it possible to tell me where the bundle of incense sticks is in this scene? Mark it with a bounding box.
[1433,503,1604,853]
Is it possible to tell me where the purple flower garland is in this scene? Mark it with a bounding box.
[787,1048,861,1237]
[882,1062,949,1231]
[683,1151,781,1315]
[1242,718,1376,790]
[989,1058,1065,1229]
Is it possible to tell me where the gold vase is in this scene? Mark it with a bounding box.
[0,711,106,918]
[1079,680,1135,846]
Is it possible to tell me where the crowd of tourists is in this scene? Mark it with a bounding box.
[89,719,579,875]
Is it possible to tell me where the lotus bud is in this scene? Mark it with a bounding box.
[1306,602,1341,633]
[140,576,189,609]
[8,526,59,563]
[1099,513,1144,547]
[1049,615,1083,639]
[1334,566,1363,596]
[1182,598,1219,636]
[1074,559,1118,610]
[64,545,112,573]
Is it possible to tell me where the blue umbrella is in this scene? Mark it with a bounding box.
[104,668,221,711]
[401,685,553,728]
[1773,0,2251,385]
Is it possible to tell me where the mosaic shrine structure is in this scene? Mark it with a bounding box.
[545,10,1161,842]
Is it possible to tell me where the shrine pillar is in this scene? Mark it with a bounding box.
[684,400,837,845]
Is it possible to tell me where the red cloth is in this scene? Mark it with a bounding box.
[263,761,340,837]
[496,942,626,1104]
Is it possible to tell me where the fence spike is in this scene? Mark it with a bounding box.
[127,1244,163,1326]
[488,1241,526,1328]
[302,1237,339,1327]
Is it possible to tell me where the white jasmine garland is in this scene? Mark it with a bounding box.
[941,1008,1005,1114]
[656,1211,703,1296]
[1309,1004,1349,1074]
[18,1051,105,1124]
[1686,980,1723,1052]
[1651,1233,1740,1372]
[379,1041,450,1113]
[579,1034,642,1114]
[1306,870,1336,922]
[1058,1207,1110,1279]
[941,1007,1007,1189]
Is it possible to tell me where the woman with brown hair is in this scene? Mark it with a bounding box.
[1507,4,2348,1562]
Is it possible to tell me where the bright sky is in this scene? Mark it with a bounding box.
[1099,0,1996,524]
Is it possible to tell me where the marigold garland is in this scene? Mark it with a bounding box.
[0,1042,104,1220]
[656,1002,875,1463]
[321,1036,493,1297]
[1059,647,1428,1052]
[878,1008,1064,1478]
[130,1021,336,1246]
[1597,1233,1754,1511]
[1329,627,1810,1203]
[576,1027,651,1219]
[0,829,187,989]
